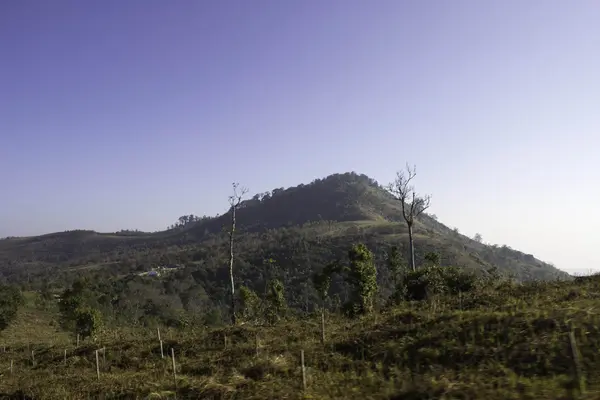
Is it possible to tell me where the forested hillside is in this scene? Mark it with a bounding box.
[0,171,585,399]
[0,172,567,327]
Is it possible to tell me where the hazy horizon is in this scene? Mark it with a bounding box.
[2,1,599,274]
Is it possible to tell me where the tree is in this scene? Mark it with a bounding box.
[238,286,261,323]
[0,285,24,331]
[387,164,431,272]
[424,251,440,267]
[227,182,248,325]
[35,283,54,311]
[346,243,377,315]
[58,278,99,333]
[264,279,287,324]
[75,307,102,340]
[313,262,336,344]
[59,281,87,330]
[313,268,332,307]
[473,233,483,243]
[262,257,279,295]
[386,246,405,289]
[386,246,407,304]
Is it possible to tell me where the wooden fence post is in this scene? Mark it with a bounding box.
[64,349,67,365]
[95,350,100,381]
[569,328,586,395]
[321,309,326,345]
[171,348,177,389]
[157,326,164,358]
[255,333,259,357]
[10,359,13,375]
[301,349,306,390]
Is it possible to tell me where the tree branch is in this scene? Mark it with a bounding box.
[386,164,420,225]
[229,182,249,208]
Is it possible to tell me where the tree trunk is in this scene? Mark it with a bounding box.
[229,206,236,325]
[408,224,416,272]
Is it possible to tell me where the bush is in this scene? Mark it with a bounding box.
[75,307,102,340]
[400,265,480,301]
[238,286,261,324]
[346,243,377,315]
[265,279,287,324]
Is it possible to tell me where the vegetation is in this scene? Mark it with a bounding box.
[0,269,598,399]
[345,243,378,315]
[264,278,287,324]
[0,173,569,331]
[227,182,249,325]
[0,285,23,331]
[0,170,580,398]
[387,164,431,272]
[238,285,261,323]
[74,307,102,341]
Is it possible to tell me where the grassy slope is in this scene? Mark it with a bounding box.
[1,278,600,399]
[0,292,70,347]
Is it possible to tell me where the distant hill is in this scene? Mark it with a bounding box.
[0,172,568,311]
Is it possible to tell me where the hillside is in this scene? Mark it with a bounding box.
[0,172,566,280]
[0,172,569,326]
[0,273,599,399]
[0,172,584,399]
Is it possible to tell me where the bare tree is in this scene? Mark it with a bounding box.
[387,164,431,272]
[228,182,248,325]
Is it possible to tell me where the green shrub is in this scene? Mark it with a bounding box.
[400,265,480,301]
[346,243,377,315]
[265,279,287,324]
[75,307,102,340]
[238,285,261,323]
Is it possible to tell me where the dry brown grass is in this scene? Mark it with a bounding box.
[2,277,600,399]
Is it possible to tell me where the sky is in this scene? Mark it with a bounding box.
[1,0,599,274]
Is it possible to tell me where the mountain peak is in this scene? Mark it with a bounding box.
[0,171,569,285]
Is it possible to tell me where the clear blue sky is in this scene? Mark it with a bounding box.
[1,0,599,274]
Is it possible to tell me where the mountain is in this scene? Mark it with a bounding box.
[0,171,586,395]
[0,172,568,319]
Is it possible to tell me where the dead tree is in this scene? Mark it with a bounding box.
[387,164,431,272]
[228,182,248,325]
